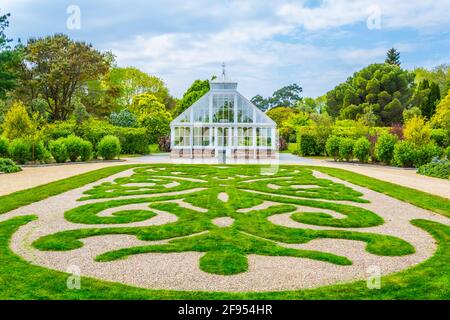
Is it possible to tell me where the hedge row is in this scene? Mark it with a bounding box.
[45,120,149,154]
[324,133,447,168]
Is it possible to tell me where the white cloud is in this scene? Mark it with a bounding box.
[278,0,450,31]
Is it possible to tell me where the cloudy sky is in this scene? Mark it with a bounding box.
[2,0,450,98]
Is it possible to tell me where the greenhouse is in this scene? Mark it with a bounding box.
[170,69,277,160]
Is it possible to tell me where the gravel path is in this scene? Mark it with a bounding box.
[1,168,449,292]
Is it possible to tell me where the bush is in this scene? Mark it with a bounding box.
[49,139,68,163]
[63,135,85,162]
[44,121,76,141]
[8,139,32,165]
[354,137,370,163]
[0,136,9,157]
[326,136,341,161]
[298,133,317,156]
[375,133,397,164]
[403,115,431,146]
[430,129,449,148]
[115,127,149,154]
[414,143,442,167]
[417,158,450,179]
[339,138,354,161]
[79,140,93,162]
[30,140,48,163]
[0,158,22,173]
[445,146,450,159]
[110,108,138,128]
[393,141,416,168]
[98,135,121,160]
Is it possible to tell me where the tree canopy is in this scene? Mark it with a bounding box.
[0,13,18,99]
[251,84,302,111]
[326,63,414,125]
[14,34,110,121]
[174,79,210,117]
[385,48,401,66]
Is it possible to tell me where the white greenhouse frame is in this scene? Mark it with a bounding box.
[170,77,277,160]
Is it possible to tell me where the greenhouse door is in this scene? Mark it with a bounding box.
[217,127,231,157]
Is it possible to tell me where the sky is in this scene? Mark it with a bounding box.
[1,0,450,99]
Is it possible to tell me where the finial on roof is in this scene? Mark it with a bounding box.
[222,62,226,80]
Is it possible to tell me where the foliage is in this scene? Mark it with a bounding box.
[8,139,31,164]
[430,129,449,148]
[131,93,172,143]
[403,106,422,122]
[15,34,109,121]
[158,136,171,153]
[174,79,210,116]
[79,140,93,162]
[251,84,302,111]
[43,121,76,140]
[0,136,9,157]
[393,141,416,168]
[414,143,442,168]
[116,127,149,154]
[2,101,32,140]
[325,136,341,161]
[414,64,450,97]
[417,158,450,180]
[105,67,172,110]
[267,107,298,140]
[0,158,21,173]
[331,119,368,139]
[71,99,90,125]
[97,135,121,160]
[389,123,404,140]
[431,89,450,129]
[0,13,19,99]
[446,146,450,159]
[375,133,397,164]
[63,135,87,162]
[338,138,354,161]
[354,137,370,163]
[49,139,68,163]
[385,48,401,66]
[297,132,317,156]
[109,108,138,128]
[403,115,431,146]
[326,63,414,125]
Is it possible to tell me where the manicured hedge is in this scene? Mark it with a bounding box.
[98,135,121,160]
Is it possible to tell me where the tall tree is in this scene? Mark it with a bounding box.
[325,63,414,125]
[174,79,210,117]
[15,34,110,121]
[385,48,401,66]
[0,13,18,99]
[251,83,303,111]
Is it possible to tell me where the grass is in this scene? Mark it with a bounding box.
[0,164,449,299]
[0,165,143,215]
[32,165,414,273]
[310,166,450,218]
[0,215,449,299]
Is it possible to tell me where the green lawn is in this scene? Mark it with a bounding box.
[0,164,449,299]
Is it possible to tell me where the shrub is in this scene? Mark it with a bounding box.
[115,127,149,154]
[79,140,93,162]
[0,158,22,173]
[298,133,317,156]
[158,136,171,152]
[403,115,431,146]
[445,146,450,159]
[44,121,76,141]
[393,141,416,168]
[8,139,32,165]
[63,135,85,162]
[417,158,450,179]
[339,138,354,161]
[0,136,9,157]
[326,136,341,161]
[375,133,397,164]
[2,101,33,140]
[98,135,121,160]
[49,139,68,163]
[414,143,442,167]
[354,137,370,163]
[110,108,138,128]
[30,140,48,163]
[430,129,449,148]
